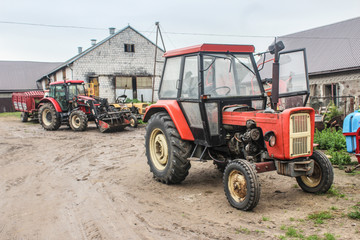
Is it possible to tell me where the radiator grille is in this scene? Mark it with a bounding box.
[290,113,311,157]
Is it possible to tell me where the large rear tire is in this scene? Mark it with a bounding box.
[69,110,88,131]
[145,112,193,184]
[224,160,260,211]
[20,112,29,122]
[38,103,61,131]
[296,150,334,193]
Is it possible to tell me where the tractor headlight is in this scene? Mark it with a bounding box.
[264,131,276,147]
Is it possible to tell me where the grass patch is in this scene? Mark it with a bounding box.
[325,186,345,199]
[262,216,270,221]
[308,211,333,224]
[0,112,21,117]
[348,204,360,220]
[235,226,250,234]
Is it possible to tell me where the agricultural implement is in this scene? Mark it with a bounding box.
[143,42,334,211]
[37,80,134,133]
[343,110,360,172]
[12,91,44,122]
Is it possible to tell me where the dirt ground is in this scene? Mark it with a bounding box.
[1,115,360,240]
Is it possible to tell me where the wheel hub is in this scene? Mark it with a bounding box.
[72,115,81,128]
[300,161,322,187]
[149,129,168,170]
[228,170,247,202]
[42,109,52,126]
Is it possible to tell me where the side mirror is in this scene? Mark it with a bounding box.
[268,41,285,55]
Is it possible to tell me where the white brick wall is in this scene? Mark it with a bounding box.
[41,27,164,102]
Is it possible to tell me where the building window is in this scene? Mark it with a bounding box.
[116,77,133,89]
[324,83,338,105]
[137,77,152,89]
[124,44,135,53]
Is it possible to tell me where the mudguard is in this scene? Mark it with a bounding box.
[143,100,194,141]
[39,97,62,112]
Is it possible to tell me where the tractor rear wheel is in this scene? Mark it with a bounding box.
[223,160,260,211]
[38,103,61,131]
[129,115,138,128]
[145,112,192,184]
[296,150,334,193]
[69,110,88,131]
[21,112,29,122]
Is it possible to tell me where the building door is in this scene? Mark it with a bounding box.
[89,77,99,97]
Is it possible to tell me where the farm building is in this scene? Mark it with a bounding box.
[269,17,360,114]
[36,26,165,103]
[0,61,61,113]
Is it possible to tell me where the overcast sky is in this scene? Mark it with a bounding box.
[1,0,359,62]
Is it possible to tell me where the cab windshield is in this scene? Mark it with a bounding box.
[68,84,86,99]
[203,53,261,98]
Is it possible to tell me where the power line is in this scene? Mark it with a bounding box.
[0,20,105,30]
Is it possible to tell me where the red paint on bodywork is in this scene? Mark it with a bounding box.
[223,107,315,160]
[50,80,84,85]
[143,100,194,141]
[39,97,62,112]
[164,44,255,57]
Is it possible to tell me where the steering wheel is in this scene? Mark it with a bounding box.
[208,86,231,96]
[116,94,127,103]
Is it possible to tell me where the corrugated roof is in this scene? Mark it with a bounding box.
[278,17,360,74]
[0,61,62,91]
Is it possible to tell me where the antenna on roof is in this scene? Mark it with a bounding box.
[152,22,166,103]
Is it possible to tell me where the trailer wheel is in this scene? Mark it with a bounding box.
[145,112,192,184]
[21,112,29,122]
[38,103,61,131]
[224,160,260,211]
[129,115,138,128]
[296,150,334,193]
[69,110,88,131]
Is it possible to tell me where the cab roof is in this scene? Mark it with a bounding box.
[163,44,255,57]
[49,80,84,85]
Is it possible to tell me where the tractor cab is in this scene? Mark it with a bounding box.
[48,80,86,111]
[156,44,309,147]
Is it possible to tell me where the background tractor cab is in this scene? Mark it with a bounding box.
[145,44,310,148]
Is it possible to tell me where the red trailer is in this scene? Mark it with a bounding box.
[12,91,45,122]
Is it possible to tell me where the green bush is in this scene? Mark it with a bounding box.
[328,149,351,165]
[314,128,346,151]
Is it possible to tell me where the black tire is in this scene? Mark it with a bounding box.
[223,160,260,211]
[21,112,29,122]
[69,110,88,131]
[129,115,138,128]
[145,112,193,184]
[296,150,334,193]
[38,103,61,131]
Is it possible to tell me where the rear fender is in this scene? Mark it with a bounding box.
[39,97,62,112]
[143,100,194,141]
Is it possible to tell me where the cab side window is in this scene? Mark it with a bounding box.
[181,56,198,99]
[159,57,181,99]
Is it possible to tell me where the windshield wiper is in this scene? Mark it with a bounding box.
[227,52,256,75]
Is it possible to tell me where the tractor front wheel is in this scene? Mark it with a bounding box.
[145,112,192,184]
[296,150,334,193]
[21,112,29,122]
[69,110,88,131]
[38,103,61,131]
[223,160,260,211]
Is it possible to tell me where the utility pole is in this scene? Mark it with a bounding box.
[151,22,166,103]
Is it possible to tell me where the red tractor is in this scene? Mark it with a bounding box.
[38,80,135,132]
[143,43,334,210]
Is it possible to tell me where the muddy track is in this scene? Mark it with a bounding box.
[0,116,359,239]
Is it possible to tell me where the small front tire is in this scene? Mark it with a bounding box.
[296,150,334,193]
[223,160,260,211]
[129,115,138,128]
[69,110,88,131]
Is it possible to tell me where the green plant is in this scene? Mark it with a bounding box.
[314,128,346,151]
[326,186,345,198]
[262,216,270,221]
[327,149,351,166]
[0,112,21,117]
[348,204,360,220]
[323,102,342,123]
[323,233,336,240]
[308,211,333,224]
[285,227,304,238]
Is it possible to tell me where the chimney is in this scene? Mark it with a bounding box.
[91,39,97,46]
[109,27,115,35]
[78,47,82,54]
